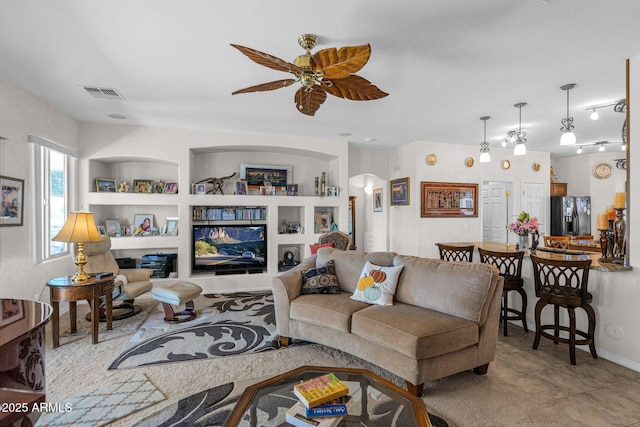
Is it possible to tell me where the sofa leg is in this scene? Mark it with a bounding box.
[473,363,490,375]
[280,336,290,347]
[406,382,424,397]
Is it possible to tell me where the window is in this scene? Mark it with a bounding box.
[29,135,78,264]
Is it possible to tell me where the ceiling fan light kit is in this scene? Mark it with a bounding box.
[231,34,388,116]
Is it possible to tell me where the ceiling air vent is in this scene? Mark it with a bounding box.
[82,86,125,100]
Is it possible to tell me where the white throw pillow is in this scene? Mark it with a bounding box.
[351,261,404,306]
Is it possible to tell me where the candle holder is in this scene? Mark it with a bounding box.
[314,177,319,196]
[613,208,626,264]
[597,229,614,263]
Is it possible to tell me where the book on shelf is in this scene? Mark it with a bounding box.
[304,394,352,418]
[285,402,344,427]
[293,372,349,408]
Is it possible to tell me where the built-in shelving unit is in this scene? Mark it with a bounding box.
[79,139,348,292]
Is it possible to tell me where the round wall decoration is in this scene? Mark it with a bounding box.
[502,160,511,170]
[593,163,613,179]
[426,154,437,165]
[532,162,541,172]
[465,157,474,168]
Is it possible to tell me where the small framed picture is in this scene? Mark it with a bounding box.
[288,222,301,233]
[97,225,107,235]
[164,181,178,194]
[133,179,154,193]
[163,217,179,236]
[133,214,154,235]
[196,183,206,195]
[390,177,410,206]
[326,186,339,197]
[287,184,299,196]
[0,175,24,227]
[104,219,121,237]
[96,178,116,193]
[314,213,332,233]
[373,188,383,212]
[236,181,247,195]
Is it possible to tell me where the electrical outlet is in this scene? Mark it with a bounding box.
[605,323,624,340]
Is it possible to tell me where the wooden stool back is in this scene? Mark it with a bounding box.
[437,244,474,262]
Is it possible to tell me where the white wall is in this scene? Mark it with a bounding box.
[0,76,79,302]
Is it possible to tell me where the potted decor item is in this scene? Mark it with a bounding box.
[507,211,539,250]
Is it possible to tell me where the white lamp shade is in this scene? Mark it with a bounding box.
[590,110,599,120]
[52,211,103,243]
[560,131,576,145]
[513,143,527,156]
[479,152,490,163]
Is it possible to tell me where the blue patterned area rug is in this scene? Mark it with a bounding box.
[108,292,289,370]
[138,378,449,427]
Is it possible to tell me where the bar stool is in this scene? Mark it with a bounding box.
[437,243,474,262]
[478,248,527,336]
[530,255,597,365]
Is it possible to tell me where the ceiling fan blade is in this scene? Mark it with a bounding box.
[294,86,327,116]
[323,75,389,100]
[232,79,297,95]
[313,45,371,80]
[230,44,303,74]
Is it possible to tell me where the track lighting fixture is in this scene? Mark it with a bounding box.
[560,84,576,145]
[590,109,598,120]
[479,116,491,163]
[598,143,605,152]
[576,146,583,154]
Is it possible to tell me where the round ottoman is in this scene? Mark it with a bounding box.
[151,281,203,323]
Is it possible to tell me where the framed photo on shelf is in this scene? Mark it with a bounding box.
[163,217,179,236]
[326,186,339,197]
[195,183,206,195]
[373,187,383,212]
[164,181,178,194]
[240,163,291,190]
[133,214,154,235]
[314,213,332,233]
[287,184,298,196]
[133,179,154,193]
[288,222,301,233]
[0,299,24,328]
[390,177,410,206]
[0,175,24,227]
[104,219,122,237]
[97,225,107,235]
[95,178,116,193]
[420,181,478,217]
[236,181,247,195]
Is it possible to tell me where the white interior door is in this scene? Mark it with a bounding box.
[482,182,509,242]
[521,182,546,235]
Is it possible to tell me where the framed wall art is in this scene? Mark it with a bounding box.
[420,182,478,217]
[373,188,383,212]
[0,175,24,226]
[314,213,332,233]
[240,164,291,190]
[390,177,410,206]
[95,178,116,192]
[133,214,154,235]
[0,299,24,328]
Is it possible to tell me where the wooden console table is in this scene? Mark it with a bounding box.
[46,275,114,347]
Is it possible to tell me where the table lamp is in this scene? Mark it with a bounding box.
[52,211,104,283]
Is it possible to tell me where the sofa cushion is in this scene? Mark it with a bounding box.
[301,260,340,295]
[310,242,334,255]
[290,293,369,332]
[393,255,497,325]
[351,302,479,359]
[316,248,396,293]
[351,262,404,306]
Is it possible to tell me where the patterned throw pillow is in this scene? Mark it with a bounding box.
[309,242,334,255]
[301,260,340,295]
[351,261,404,306]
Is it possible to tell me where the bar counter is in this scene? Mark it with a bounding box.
[442,242,632,272]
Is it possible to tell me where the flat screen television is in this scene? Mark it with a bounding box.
[192,224,267,275]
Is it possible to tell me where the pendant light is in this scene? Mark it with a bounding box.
[513,102,527,156]
[479,116,491,163]
[560,83,576,145]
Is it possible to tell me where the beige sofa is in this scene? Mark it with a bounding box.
[272,247,504,396]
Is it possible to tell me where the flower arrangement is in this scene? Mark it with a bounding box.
[118,181,129,193]
[507,211,539,236]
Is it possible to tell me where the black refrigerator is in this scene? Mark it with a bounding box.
[550,196,591,236]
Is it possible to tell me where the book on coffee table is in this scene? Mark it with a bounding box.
[293,372,349,408]
[285,402,344,427]
[303,395,352,418]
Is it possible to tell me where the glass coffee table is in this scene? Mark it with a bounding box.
[223,365,432,427]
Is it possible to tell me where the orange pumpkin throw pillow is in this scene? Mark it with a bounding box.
[351,261,404,306]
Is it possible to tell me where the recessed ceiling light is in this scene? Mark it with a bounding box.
[108,113,127,120]
[338,132,352,137]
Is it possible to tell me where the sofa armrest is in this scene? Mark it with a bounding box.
[271,255,316,338]
[120,268,153,282]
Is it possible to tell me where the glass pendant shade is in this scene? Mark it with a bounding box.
[590,109,599,120]
[513,142,526,156]
[479,151,490,162]
[479,116,491,163]
[560,131,576,145]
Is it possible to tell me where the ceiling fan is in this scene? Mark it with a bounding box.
[231,34,389,116]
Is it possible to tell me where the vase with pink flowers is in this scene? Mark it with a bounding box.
[507,211,539,250]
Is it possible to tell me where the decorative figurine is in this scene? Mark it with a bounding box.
[196,172,237,195]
